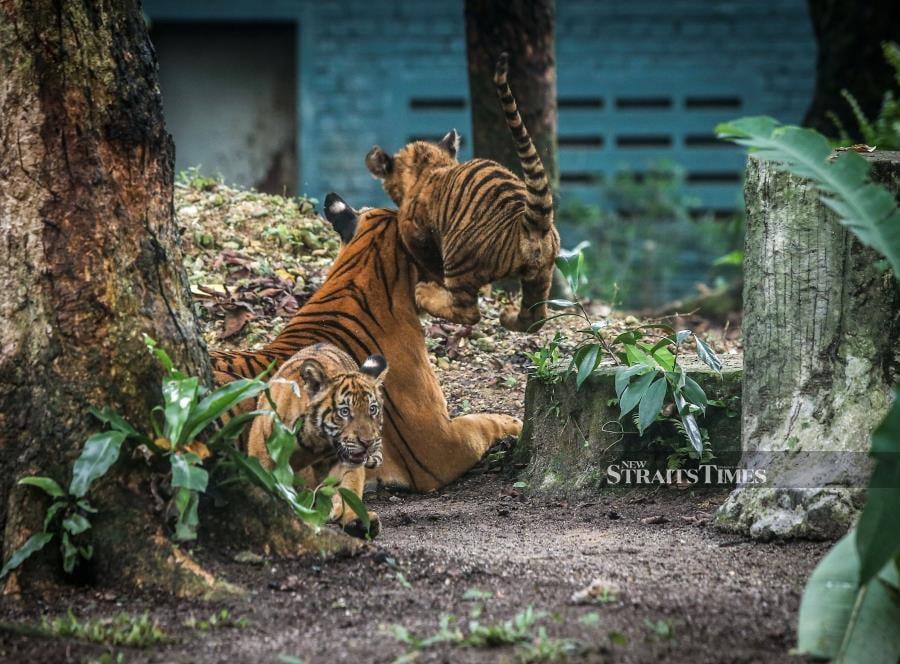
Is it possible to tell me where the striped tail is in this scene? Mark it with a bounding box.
[494,52,553,233]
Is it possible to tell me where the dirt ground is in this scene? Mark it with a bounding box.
[0,469,828,663]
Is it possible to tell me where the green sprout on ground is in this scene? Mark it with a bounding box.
[388,606,582,662]
[43,610,166,648]
[183,608,250,630]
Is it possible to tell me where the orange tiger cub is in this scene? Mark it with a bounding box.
[246,342,387,537]
[364,52,559,332]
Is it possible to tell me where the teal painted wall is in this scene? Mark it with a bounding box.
[144,0,815,212]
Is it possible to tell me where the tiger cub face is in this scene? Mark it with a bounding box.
[365,129,461,205]
[303,355,388,469]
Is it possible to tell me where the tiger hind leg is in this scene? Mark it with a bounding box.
[500,269,553,332]
[415,281,481,325]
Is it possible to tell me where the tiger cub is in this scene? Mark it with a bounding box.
[364,52,560,332]
[246,342,387,536]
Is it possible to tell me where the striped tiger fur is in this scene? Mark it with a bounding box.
[244,343,386,536]
[211,205,522,505]
[364,52,560,332]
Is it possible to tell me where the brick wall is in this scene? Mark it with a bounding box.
[303,0,815,208]
[145,0,816,209]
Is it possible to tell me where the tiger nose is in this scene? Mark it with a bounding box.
[359,438,376,450]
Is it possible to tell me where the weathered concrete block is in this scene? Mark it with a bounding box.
[715,152,899,541]
[518,354,742,495]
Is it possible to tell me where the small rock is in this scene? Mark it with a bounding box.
[641,515,669,525]
[606,510,621,520]
[570,578,620,605]
[233,550,265,565]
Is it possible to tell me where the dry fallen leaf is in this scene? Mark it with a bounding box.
[221,304,254,340]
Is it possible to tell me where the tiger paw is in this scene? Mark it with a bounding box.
[341,510,381,540]
[500,305,543,332]
[498,414,523,438]
[416,282,480,325]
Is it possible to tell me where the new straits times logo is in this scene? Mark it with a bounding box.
[607,460,768,486]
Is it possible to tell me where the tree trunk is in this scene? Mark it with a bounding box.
[716,152,900,540]
[0,0,344,595]
[465,0,557,187]
[464,0,571,298]
[803,0,898,138]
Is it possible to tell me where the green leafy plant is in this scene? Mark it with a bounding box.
[176,165,219,191]
[796,532,900,663]
[644,618,675,640]
[533,247,724,455]
[1,336,371,580]
[719,117,900,663]
[525,331,566,384]
[557,162,744,309]
[828,42,900,150]
[716,116,900,277]
[1,430,121,577]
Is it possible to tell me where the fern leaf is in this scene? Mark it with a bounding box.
[883,41,900,88]
[716,116,900,277]
[827,110,852,146]
[840,89,875,145]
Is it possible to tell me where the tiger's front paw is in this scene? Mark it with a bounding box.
[341,510,381,540]
[498,414,523,438]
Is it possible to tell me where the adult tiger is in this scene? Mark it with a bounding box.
[211,201,522,499]
[363,52,560,332]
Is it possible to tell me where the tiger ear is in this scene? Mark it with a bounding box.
[437,129,460,158]
[323,192,358,244]
[360,354,388,385]
[365,146,393,179]
[299,358,330,397]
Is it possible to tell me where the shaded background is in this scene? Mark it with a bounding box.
[144,1,820,308]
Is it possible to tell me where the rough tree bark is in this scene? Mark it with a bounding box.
[0,0,349,595]
[465,0,557,187]
[716,152,900,540]
[464,0,570,297]
[803,0,899,138]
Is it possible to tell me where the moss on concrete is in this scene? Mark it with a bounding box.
[519,354,742,496]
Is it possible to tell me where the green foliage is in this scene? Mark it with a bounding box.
[1,336,372,580]
[2,430,116,578]
[557,162,745,308]
[796,533,900,663]
[525,332,565,384]
[176,165,219,191]
[531,250,723,457]
[716,116,900,277]
[644,619,675,640]
[712,250,744,267]
[462,588,494,601]
[183,608,251,630]
[389,606,577,661]
[856,385,900,584]
[827,42,900,150]
[0,533,53,579]
[43,610,167,647]
[515,628,580,663]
